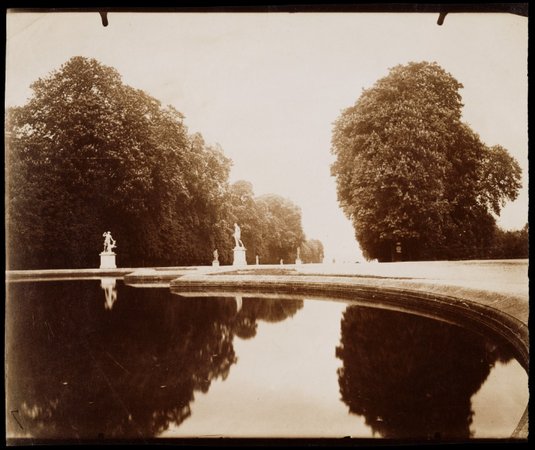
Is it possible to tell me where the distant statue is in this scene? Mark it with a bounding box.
[256,255,259,265]
[102,231,116,253]
[233,223,244,248]
[213,249,219,262]
[296,247,302,265]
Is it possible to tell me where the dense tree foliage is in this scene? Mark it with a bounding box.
[300,239,324,263]
[487,223,528,259]
[331,62,522,261]
[225,181,306,265]
[6,57,318,269]
[256,194,305,264]
[226,180,268,264]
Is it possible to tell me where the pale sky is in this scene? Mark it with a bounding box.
[5,11,528,262]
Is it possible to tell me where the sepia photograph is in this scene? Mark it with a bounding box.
[4,4,529,445]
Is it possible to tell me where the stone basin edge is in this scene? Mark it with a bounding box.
[169,273,529,439]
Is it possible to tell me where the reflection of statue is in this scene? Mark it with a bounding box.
[101,277,118,310]
[235,295,243,313]
[233,223,244,248]
[7,287,240,439]
[7,285,309,440]
[102,231,116,253]
[336,305,512,440]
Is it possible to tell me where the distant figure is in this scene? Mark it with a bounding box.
[297,248,300,259]
[102,231,116,253]
[256,255,259,265]
[233,223,244,248]
[280,259,284,265]
[213,249,219,262]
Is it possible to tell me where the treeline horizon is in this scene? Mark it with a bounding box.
[6,56,323,270]
[5,57,526,269]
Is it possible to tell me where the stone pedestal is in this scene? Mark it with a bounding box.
[233,247,247,267]
[100,252,117,269]
[212,260,220,267]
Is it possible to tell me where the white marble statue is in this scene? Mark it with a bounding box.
[233,223,244,248]
[102,231,116,253]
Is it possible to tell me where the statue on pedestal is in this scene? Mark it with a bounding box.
[212,249,220,267]
[232,223,247,266]
[296,247,302,265]
[100,231,117,269]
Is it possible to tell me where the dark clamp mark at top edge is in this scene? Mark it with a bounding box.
[99,10,108,27]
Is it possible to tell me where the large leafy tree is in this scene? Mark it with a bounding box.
[6,57,231,269]
[300,239,324,263]
[227,180,268,264]
[224,182,308,265]
[256,194,305,264]
[331,62,521,261]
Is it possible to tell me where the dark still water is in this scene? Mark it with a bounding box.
[5,280,528,441]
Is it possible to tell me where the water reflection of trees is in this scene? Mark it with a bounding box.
[233,297,304,339]
[335,306,513,440]
[6,282,302,440]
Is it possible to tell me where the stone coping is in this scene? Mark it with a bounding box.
[169,273,529,438]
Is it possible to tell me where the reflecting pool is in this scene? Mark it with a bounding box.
[5,280,528,441]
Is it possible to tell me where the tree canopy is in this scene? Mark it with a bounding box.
[300,239,324,263]
[256,194,306,264]
[6,57,320,269]
[226,181,307,264]
[331,61,522,261]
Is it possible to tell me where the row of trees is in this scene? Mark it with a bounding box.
[6,57,323,269]
[226,180,323,264]
[331,61,524,262]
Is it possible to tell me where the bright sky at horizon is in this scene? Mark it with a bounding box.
[5,11,528,262]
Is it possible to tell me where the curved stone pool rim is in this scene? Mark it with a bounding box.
[168,273,529,439]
